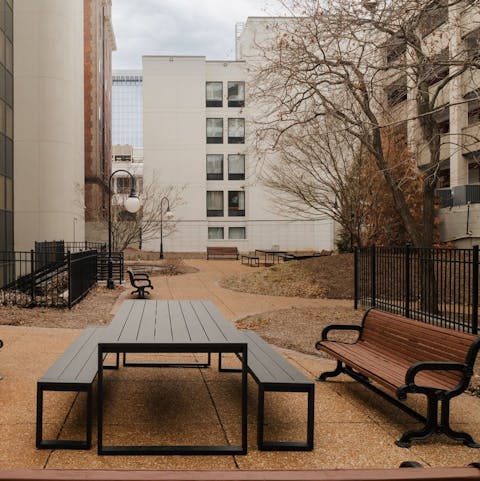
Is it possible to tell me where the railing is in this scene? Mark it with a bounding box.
[436,184,480,208]
[67,250,98,308]
[0,249,99,308]
[97,251,124,284]
[354,245,479,334]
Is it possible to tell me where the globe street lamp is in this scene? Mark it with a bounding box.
[159,196,174,259]
[108,169,141,289]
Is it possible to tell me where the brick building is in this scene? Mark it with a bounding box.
[84,0,116,242]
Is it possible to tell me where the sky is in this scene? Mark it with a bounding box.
[111,0,280,70]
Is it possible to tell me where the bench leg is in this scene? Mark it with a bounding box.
[396,395,480,448]
[317,360,344,381]
[257,385,314,451]
[218,352,242,372]
[36,383,92,450]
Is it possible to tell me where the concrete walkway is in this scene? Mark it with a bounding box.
[1,259,480,470]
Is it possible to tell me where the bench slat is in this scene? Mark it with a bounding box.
[40,327,104,384]
[241,330,311,385]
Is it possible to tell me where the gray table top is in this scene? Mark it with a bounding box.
[102,299,244,345]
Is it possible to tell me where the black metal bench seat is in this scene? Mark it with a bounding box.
[36,327,118,450]
[220,330,315,451]
[241,255,260,267]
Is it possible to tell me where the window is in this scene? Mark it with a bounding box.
[116,177,131,194]
[228,118,245,144]
[208,227,224,239]
[206,82,223,107]
[0,176,4,210]
[425,49,449,86]
[465,29,480,61]
[228,191,245,216]
[114,155,132,162]
[228,81,245,107]
[419,0,447,37]
[229,227,246,240]
[206,154,224,180]
[206,118,223,144]
[386,77,407,107]
[466,91,480,126]
[207,191,224,217]
[5,105,12,139]
[228,154,245,180]
[385,34,406,65]
[434,106,450,134]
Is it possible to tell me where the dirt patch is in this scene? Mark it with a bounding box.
[221,254,354,299]
[0,285,119,329]
[236,305,364,356]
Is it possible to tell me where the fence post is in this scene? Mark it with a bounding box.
[30,249,36,306]
[354,247,358,310]
[405,244,411,319]
[371,245,376,308]
[472,245,479,335]
[67,251,72,309]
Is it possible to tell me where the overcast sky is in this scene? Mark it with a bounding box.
[111,0,280,70]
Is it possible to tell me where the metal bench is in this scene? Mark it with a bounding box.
[241,254,259,267]
[127,269,153,299]
[36,327,118,450]
[219,330,314,451]
[316,308,480,448]
[206,246,239,260]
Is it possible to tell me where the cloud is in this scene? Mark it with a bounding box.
[112,0,278,69]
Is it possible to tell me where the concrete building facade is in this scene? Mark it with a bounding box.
[84,0,116,243]
[142,55,334,253]
[14,0,86,250]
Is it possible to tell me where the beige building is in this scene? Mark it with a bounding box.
[382,2,480,246]
[14,0,86,250]
[142,55,334,253]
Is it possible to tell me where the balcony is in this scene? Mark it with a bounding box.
[436,184,480,207]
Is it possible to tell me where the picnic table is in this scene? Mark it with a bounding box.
[254,249,288,266]
[97,299,248,456]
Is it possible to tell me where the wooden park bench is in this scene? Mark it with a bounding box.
[36,327,119,450]
[220,330,314,451]
[316,308,480,448]
[127,269,153,299]
[206,246,239,260]
[241,254,260,267]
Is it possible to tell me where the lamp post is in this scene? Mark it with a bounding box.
[108,169,141,289]
[159,196,173,259]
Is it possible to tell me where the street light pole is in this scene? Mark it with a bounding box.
[107,169,141,289]
[159,196,172,259]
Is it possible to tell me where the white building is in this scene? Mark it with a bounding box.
[142,51,334,253]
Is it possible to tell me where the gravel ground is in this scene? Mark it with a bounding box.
[221,254,354,299]
[236,305,364,357]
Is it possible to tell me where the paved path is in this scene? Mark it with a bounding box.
[121,259,351,321]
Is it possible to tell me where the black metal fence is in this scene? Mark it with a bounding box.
[67,250,98,308]
[97,251,124,284]
[0,249,98,308]
[354,245,479,334]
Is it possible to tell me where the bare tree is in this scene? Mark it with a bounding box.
[247,0,480,247]
[109,176,185,252]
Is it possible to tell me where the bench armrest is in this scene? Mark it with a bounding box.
[315,324,362,348]
[405,361,471,386]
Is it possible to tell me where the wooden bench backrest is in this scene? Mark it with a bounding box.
[207,247,238,254]
[361,309,477,366]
